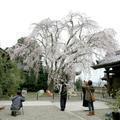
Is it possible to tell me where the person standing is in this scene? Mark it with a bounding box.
[82,80,88,107]
[85,80,95,116]
[60,81,67,111]
[10,91,25,116]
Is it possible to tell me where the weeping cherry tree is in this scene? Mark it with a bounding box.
[30,12,118,90]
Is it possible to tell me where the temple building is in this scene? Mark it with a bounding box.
[92,50,120,95]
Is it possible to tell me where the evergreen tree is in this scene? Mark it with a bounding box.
[37,60,48,92]
[0,52,23,97]
[74,77,82,91]
[20,68,36,91]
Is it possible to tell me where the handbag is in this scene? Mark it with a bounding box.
[91,94,96,102]
[89,89,96,102]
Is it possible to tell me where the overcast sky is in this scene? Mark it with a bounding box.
[0,0,120,49]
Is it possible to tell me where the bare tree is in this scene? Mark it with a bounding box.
[30,12,118,89]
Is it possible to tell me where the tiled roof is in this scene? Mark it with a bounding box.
[92,50,120,69]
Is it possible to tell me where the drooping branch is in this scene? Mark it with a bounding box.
[30,12,118,85]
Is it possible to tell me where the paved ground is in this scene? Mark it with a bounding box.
[0,100,112,120]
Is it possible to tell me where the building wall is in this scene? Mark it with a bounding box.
[112,76,120,90]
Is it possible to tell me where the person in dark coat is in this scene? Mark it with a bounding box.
[82,82,88,107]
[10,91,25,116]
[60,82,67,111]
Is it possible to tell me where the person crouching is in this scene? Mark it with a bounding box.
[10,91,25,116]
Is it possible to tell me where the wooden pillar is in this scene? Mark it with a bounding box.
[105,68,110,96]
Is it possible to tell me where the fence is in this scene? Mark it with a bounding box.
[66,86,114,102]
[28,87,114,102]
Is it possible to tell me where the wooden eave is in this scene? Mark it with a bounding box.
[92,61,120,69]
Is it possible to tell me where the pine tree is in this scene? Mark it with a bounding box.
[21,68,36,91]
[37,60,48,92]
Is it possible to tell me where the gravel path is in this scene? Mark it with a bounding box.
[0,100,111,120]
